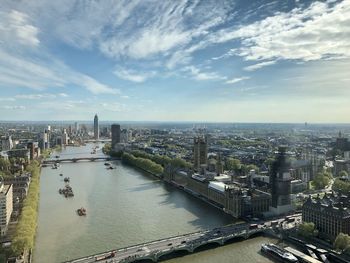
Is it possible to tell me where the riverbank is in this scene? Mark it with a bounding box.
[11,161,41,258]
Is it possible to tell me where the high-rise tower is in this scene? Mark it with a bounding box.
[111,124,121,149]
[94,114,99,140]
[270,146,293,215]
[193,136,208,171]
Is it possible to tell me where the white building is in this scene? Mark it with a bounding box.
[1,136,13,151]
[0,182,13,236]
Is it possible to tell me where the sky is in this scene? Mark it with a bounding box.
[0,0,349,122]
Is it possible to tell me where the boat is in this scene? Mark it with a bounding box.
[77,207,87,216]
[107,166,114,170]
[64,177,70,182]
[95,251,116,261]
[59,173,63,176]
[59,185,74,197]
[261,244,298,263]
[104,162,111,166]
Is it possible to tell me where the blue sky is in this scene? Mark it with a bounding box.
[0,0,349,122]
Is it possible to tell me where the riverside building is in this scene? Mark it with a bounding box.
[302,192,350,240]
[0,181,13,236]
[165,170,271,219]
[111,124,121,150]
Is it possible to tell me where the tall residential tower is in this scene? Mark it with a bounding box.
[111,124,121,149]
[94,114,99,140]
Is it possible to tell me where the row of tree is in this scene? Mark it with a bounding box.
[298,222,350,253]
[225,157,259,175]
[11,161,41,255]
[129,150,192,169]
[122,153,164,175]
[333,178,350,193]
[311,171,333,190]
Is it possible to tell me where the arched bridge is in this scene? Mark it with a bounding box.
[43,157,119,164]
[63,222,272,263]
[63,214,301,263]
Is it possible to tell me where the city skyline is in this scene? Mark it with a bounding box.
[0,0,349,122]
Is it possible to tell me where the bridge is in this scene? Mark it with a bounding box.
[64,216,301,263]
[43,157,119,164]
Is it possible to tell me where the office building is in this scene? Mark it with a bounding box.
[303,192,350,240]
[27,142,40,160]
[335,132,350,152]
[193,136,208,171]
[120,129,129,143]
[75,122,79,132]
[0,182,13,236]
[62,129,69,145]
[94,114,99,140]
[111,124,121,149]
[1,136,13,151]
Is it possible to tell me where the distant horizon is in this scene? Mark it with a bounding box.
[1,120,350,126]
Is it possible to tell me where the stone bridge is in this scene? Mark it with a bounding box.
[64,222,273,263]
[43,157,119,164]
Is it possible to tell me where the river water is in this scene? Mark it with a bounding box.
[33,143,274,263]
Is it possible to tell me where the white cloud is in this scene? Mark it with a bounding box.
[100,102,127,112]
[15,93,56,100]
[1,105,26,110]
[244,61,276,71]
[114,68,156,83]
[78,75,119,95]
[59,93,68,97]
[225,76,250,84]
[183,66,226,81]
[121,95,129,99]
[0,10,40,47]
[0,98,16,101]
[203,1,350,64]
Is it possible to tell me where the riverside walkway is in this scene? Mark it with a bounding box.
[64,215,301,263]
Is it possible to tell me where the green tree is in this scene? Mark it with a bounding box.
[334,233,350,252]
[298,222,317,238]
[0,158,10,172]
[225,158,241,174]
[312,173,330,190]
[333,178,350,193]
[11,161,40,255]
[339,170,349,178]
[242,164,259,175]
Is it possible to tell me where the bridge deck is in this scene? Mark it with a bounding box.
[43,157,119,164]
[63,216,301,263]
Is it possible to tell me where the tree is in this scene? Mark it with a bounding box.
[298,222,317,238]
[243,164,259,175]
[339,170,349,178]
[0,158,10,172]
[225,158,241,174]
[312,173,330,190]
[333,178,350,193]
[334,233,350,252]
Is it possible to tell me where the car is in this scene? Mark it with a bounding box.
[167,243,172,246]
[181,240,186,244]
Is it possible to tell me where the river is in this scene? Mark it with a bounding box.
[33,143,275,263]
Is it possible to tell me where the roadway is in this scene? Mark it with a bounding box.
[65,214,301,263]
